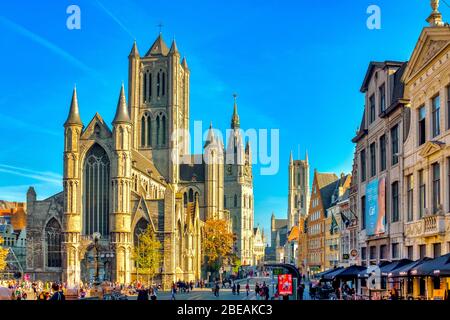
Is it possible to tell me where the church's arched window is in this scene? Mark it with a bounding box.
[45,218,62,268]
[183,192,187,207]
[66,128,72,151]
[83,144,110,236]
[133,218,149,246]
[157,71,161,97]
[143,72,148,102]
[147,116,152,147]
[156,116,160,146]
[149,73,152,97]
[295,195,298,209]
[141,116,146,147]
[162,72,166,96]
[188,189,194,203]
[119,127,125,150]
[301,195,304,208]
[162,115,166,146]
[234,194,238,207]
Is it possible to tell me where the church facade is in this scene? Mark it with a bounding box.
[25,34,254,287]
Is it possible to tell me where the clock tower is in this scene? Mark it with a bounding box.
[224,96,254,265]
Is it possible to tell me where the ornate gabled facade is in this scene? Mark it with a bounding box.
[402,4,450,263]
[25,34,254,287]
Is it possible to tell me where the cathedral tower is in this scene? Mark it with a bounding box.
[224,97,254,265]
[128,35,190,183]
[288,151,310,230]
[110,85,133,283]
[204,123,224,220]
[62,88,83,286]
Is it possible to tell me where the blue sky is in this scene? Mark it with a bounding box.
[0,0,439,241]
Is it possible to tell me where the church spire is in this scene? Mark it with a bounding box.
[231,93,240,129]
[169,39,179,55]
[129,40,140,57]
[113,84,131,124]
[204,122,216,148]
[64,87,82,127]
[181,57,189,70]
[145,33,170,56]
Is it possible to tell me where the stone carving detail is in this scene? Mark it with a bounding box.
[413,40,448,74]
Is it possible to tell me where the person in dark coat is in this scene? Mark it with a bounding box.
[298,284,304,300]
[49,283,65,301]
[137,287,149,301]
[236,283,241,295]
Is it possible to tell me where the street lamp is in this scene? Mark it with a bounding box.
[93,232,101,285]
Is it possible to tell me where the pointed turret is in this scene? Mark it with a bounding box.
[181,57,189,70]
[289,150,293,165]
[129,40,140,57]
[64,87,83,127]
[231,94,240,129]
[145,33,170,56]
[305,149,309,163]
[169,39,179,55]
[204,122,216,148]
[113,84,131,124]
[245,141,251,153]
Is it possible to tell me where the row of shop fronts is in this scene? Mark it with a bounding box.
[314,252,450,300]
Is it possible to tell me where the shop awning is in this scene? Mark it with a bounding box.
[335,265,367,279]
[411,253,450,277]
[322,267,347,281]
[357,261,391,278]
[388,258,432,278]
[380,259,412,276]
[315,267,343,280]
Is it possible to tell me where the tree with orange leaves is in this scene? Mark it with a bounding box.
[203,219,235,271]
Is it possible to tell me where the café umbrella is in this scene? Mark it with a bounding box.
[411,253,450,277]
[388,257,432,278]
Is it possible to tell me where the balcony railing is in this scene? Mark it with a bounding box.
[423,214,445,236]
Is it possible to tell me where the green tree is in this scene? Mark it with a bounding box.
[132,225,162,285]
[0,236,8,272]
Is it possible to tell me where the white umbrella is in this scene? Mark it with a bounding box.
[0,287,12,300]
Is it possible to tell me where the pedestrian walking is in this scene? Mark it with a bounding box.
[236,283,240,295]
[246,283,250,296]
[298,284,304,300]
[171,282,177,300]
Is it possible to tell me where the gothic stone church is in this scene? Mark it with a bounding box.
[25,34,254,287]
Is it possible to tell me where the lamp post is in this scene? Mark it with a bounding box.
[93,232,101,285]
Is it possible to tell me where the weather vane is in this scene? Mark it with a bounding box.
[233,93,238,102]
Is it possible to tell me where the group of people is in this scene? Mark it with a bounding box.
[254,282,270,300]
[136,285,158,301]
